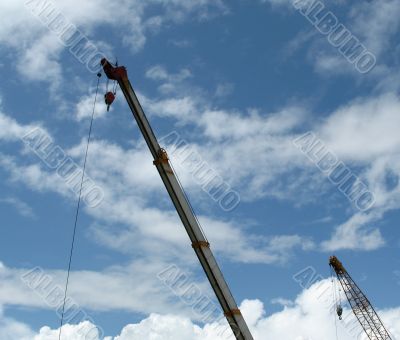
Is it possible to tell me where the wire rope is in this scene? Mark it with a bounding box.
[58,73,101,340]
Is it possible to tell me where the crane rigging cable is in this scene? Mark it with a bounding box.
[330,266,340,340]
[58,73,102,340]
[331,265,342,320]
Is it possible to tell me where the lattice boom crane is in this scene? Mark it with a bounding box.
[101,58,254,340]
[329,256,393,340]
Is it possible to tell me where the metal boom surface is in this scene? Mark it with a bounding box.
[101,59,254,340]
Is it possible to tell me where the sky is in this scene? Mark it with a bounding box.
[0,0,400,339]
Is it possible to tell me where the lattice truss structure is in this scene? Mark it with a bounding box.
[330,256,392,340]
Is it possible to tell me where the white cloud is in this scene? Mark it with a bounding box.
[144,65,193,96]
[146,65,192,83]
[0,109,311,265]
[321,213,385,251]
[215,82,234,98]
[318,93,400,250]
[0,315,34,340]
[266,0,400,77]
[113,314,204,340]
[0,197,35,218]
[145,65,170,81]
[74,89,108,121]
[34,322,100,340]
[1,279,399,339]
[0,0,226,85]
[349,0,400,58]
[0,260,209,317]
[0,111,40,143]
[199,107,305,141]
[320,93,400,162]
[5,74,400,254]
[3,45,400,258]
[76,138,315,263]
[157,88,400,253]
[15,34,63,85]
[141,95,199,119]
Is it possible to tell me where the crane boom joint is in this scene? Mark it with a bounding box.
[224,309,242,317]
[192,241,210,249]
[153,149,169,166]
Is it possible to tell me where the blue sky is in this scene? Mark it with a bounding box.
[1,0,400,339]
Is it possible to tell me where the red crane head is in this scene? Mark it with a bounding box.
[101,58,127,81]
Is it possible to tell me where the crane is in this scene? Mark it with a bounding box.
[100,58,254,340]
[329,256,392,340]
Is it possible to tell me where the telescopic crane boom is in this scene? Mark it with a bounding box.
[330,256,392,340]
[101,58,254,340]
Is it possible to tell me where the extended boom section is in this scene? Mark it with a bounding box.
[330,256,392,340]
[101,59,254,340]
